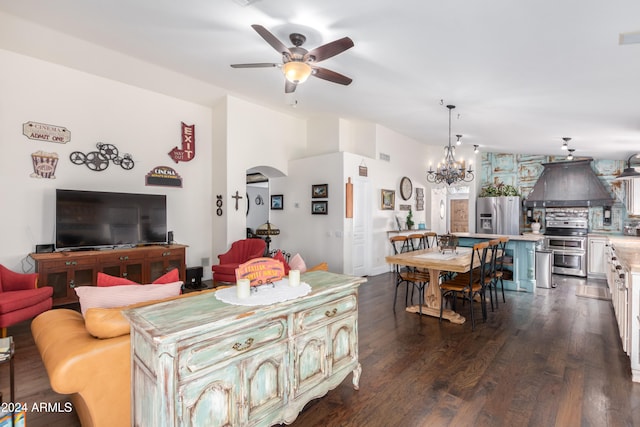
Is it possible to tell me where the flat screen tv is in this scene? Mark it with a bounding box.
[55,189,167,250]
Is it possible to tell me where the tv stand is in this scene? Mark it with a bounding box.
[30,244,187,306]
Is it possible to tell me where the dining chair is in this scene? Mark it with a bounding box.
[389,236,429,313]
[423,232,439,249]
[439,241,489,330]
[407,234,425,251]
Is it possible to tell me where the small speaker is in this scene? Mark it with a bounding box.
[35,244,54,253]
[185,266,203,288]
[168,231,174,244]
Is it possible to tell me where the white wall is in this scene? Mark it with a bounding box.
[1,10,457,281]
[0,49,213,277]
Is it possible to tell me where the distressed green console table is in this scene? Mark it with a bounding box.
[123,271,366,426]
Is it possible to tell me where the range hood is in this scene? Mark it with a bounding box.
[523,158,614,207]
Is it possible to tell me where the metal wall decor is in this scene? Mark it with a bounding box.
[232,191,243,211]
[70,143,134,171]
[216,195,223,216]
[168,122,196,163]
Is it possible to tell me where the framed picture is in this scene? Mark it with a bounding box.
[381,189,395,210]
[270,194,283,210]
[312,184,328,198]
[312,200,328,215]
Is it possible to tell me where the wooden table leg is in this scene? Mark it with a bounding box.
[405,268,466,324]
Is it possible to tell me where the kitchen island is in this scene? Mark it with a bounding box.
[453,232,544,293]
[605,236,640,382]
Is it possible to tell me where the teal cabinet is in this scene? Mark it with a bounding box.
[124,271,366,427]
[457,237,537,292]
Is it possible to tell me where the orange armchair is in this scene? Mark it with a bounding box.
[0,265,53,337]
[212,238,266,283]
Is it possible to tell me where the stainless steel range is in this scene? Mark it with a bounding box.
[544,210,588,277]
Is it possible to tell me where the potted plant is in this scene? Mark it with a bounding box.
[406,208,414,230]
[479,182,520,197]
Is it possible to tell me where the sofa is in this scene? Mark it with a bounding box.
[31,289,217,427]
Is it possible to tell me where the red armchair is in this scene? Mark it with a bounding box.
[0,265,53,337]
[212,238,266,283]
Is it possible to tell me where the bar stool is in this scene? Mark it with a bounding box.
[494,236,510,304]
[484,239,501,311]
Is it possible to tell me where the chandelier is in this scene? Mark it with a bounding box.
[426,104,474,185]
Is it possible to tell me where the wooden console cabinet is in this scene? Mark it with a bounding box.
[123,270,365,427]
[30,245,186,306]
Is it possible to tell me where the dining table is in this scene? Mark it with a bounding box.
[385,246,481,324]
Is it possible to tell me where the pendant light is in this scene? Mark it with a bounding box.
[615,153,640,180]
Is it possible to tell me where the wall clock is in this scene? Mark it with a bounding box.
[400,176,413,200]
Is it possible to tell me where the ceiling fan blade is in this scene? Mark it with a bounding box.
[230,63,279,68]
[251,24,291,55]
[312,67,353,86]
[285,80,297,93]
[305,37,354,62]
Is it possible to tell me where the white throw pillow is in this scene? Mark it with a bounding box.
[74,282,183,315]
[289,253,307,273]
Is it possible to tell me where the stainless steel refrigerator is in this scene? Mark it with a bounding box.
[476,196,521,235]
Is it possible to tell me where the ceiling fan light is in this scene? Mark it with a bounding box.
[282,62,312,84]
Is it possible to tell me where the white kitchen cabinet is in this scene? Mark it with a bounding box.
[625,177,640,216]
[607,241,640,382]
[587,236,607,279]
[124,271,365,427]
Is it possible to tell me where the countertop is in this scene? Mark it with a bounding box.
[453,232,544,242]
[608,235,640,273]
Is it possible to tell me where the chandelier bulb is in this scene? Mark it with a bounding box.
[473,145,479,154]
[456,135,462,145]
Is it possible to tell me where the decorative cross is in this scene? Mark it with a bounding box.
[232,191,243,211]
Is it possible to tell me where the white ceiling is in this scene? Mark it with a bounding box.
[1,0,639,160]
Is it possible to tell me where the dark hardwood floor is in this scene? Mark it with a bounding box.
[3,273,640,426]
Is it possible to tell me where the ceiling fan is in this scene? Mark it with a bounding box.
[231,24,354,93]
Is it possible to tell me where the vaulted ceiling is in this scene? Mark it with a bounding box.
[1,0,639,160]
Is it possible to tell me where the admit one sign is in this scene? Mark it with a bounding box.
[23,121,71,143]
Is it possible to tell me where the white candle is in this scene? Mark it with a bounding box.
[289,270,300,287]
[236,278,250,299]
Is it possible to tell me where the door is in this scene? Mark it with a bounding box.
[449,199,469,232]
[352,178,371,276]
